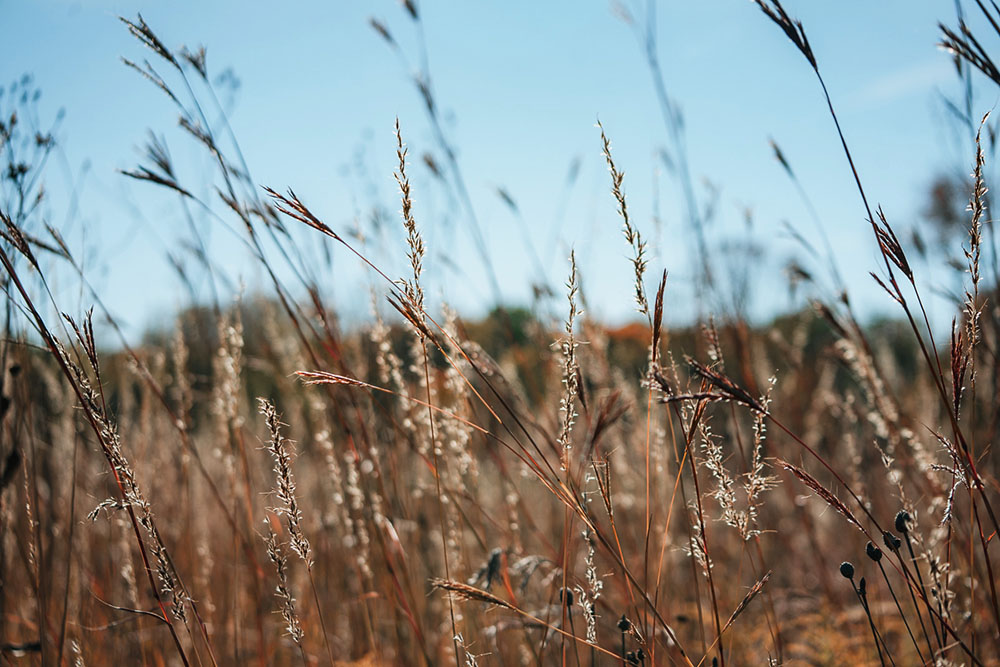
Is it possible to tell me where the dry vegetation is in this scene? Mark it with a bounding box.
[4,2,1000,665]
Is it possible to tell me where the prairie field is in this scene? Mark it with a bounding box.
[4,2,1000,665]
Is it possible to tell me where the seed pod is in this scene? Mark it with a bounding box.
[617,614,631,632]
[895,510,911,534]
[883,531,902,552]
[840,561,855,579]
[866,541,883,562]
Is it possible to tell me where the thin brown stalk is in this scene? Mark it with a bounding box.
[430,579,622,659]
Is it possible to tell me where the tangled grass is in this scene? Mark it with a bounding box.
[3,3,1000,665]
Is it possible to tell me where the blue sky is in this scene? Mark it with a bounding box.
[2,0,994,338]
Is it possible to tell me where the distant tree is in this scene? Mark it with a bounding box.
[923,173,968,243]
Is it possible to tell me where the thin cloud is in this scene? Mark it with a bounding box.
[842,59,954,112]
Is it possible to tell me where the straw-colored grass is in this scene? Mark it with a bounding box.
[2,4,1000,665]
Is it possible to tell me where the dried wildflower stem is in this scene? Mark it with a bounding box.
[650,388,695,664]
[653,415,690,600]
[115,29,333,657]
[680,398,726,666]
[263,521,307,665]
[963,114,1000,640]
[754,3,1000,566]
[665,361,984,662]
[24,431,49,663]
[585,398,697,663]
[672,356,883,533]
[394,119,425,314]
[898,532,940,655]
[421,341,462,666]
[0,246,191,666]
[430,580,621,659]
[874,556,925,663]
[393,121,461,667]
[557,251,580,474]
[853,577,891,667]
[122,17,361,485]
[556,253,580,663]
[297,371,571,508]
[557,475,694,663]
[598,121,659,632]
[46,243,253,566]
[268,187,568,499]
[258,399,334,666]
[776,460,863,532]
[693,571,771,667]
[639,271,668,638]
[55,432,81,666]
[297,372,487,433]
[588,457,641,625]
[597,121,650,322]
[771,421,982,664]
[657,371,732,658]
[391,9,504,303]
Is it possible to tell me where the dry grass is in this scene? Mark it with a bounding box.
[2,5,1000,666]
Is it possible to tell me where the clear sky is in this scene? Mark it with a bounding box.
[3,0,995,338]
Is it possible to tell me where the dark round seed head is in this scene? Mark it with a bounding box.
[840,561,855,579]
[560,588,574,607]
[866,541,883,562]
[883,531,902,551]
[636,648,646,662]
[627,652,639,665]
[895,510,911,534]
[859,577,867,595]
[617,614,631,632]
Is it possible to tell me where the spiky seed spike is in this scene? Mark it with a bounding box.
[751,0,816,69]
[598,120,649,318]
[686,356,764,412]
[431,579,512,609]
[722,571,772,634]
[369,18,396,47]
[652,269,667,362]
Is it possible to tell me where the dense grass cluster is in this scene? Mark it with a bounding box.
[4,2,1000,665]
